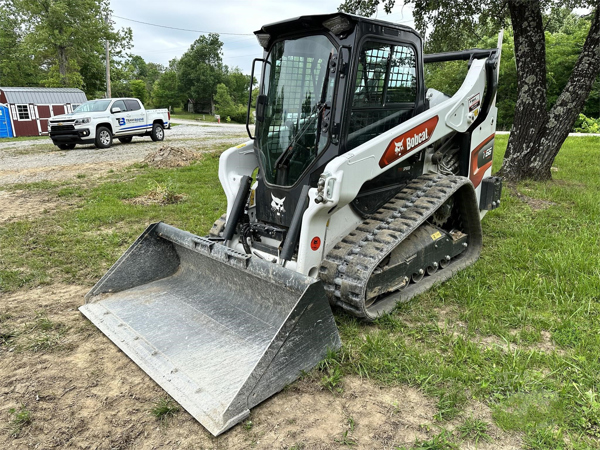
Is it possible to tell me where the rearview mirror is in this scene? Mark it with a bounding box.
[111,107,121,114]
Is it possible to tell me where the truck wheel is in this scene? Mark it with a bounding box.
[151,123,164,142]
[118,136,133,144]
[95,127,113,149]
[57,143,76,150]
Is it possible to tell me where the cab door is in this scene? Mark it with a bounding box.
[110,100,128,135]
[124,99,146,133]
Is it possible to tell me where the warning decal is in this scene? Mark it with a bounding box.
[469,93,481,113]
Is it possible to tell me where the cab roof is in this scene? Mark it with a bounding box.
[254,12,419,40]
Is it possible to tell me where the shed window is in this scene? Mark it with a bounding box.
[17,105,30,120]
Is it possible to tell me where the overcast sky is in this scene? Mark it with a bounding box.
[109,0,416,74]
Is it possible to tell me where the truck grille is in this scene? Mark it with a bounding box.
[51,125,75,131]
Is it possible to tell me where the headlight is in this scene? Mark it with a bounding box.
[74,117,91,125]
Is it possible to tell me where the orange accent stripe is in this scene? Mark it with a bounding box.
[469,134,495,188]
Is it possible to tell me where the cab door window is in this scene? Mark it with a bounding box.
[125,100,141,111]
[346,42,417,151]
[112,100,126,112]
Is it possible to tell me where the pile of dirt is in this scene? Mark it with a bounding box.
[142,146,201,168]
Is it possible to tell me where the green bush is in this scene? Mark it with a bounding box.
[214,83,248,123]
[573,113,600,133]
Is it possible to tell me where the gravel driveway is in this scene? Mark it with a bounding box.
[0,122,252,186]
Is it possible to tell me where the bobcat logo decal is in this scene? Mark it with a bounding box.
[271,194,286,216]
[394,140,404,155]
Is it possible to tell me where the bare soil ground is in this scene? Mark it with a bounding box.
[0,123,248,186]
[0,286,521,450]
[0,189,69,223]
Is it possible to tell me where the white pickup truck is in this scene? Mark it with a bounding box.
[48,98,170,150]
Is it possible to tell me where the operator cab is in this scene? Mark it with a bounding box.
[245,13,426,251]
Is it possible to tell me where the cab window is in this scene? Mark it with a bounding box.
[112,100,126,112]
[125,100,141,111]
[346,42,417,151]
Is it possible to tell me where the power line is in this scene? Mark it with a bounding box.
[113,15,254,36]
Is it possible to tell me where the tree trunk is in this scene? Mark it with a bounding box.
[501,4,600,181]
[500,0,548,180]
[57,45,68,86]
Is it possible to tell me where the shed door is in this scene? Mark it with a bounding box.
[0,105,13,138]
[53,105,65,116]
[38,105,51,133]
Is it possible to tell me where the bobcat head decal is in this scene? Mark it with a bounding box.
[271,194,286,216]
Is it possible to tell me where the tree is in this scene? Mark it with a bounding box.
[130,79,148,105]
[214,83,247,123]
[152,70,181,109]
[16,0,131,92]
[339,0,600,181]
[177,33,224,113]
[223,67,252,105]
[145,62,165,93]
[0,1,40,86]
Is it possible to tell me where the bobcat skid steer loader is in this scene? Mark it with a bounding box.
[81,13,503,436]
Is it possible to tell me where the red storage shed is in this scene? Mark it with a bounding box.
[0,87,88,137]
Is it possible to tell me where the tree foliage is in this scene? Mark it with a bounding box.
[0,4,255,122]
[130,79,148,105]
[16,0,131,91]
[0,0,131,96]
[0,1,39,86]
[177,33,223,112]
[152,70,181,109]
[214,82,247,122]
[425,11,599,130]
[339,0,600,181]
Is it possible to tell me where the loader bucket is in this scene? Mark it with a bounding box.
[80,222,340,436]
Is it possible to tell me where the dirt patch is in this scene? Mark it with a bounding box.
[474,331,564,356]
[143,146,202,168]
[435,308,563,356]
[0,284,492,450]
[515,192,556,211]
[0,189,70,223]
[446,401,522,450]
[124,190,186,206]
[505,184,556,211]
[0,162,131,186]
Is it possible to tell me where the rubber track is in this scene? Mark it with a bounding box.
[319,173,482,320]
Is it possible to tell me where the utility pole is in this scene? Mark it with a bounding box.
[105,13,112,98]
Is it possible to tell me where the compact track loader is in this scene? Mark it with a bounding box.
[81,13,503,436]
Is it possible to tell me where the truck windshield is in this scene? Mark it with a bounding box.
[73,100,111,113]
[256,35,337,186]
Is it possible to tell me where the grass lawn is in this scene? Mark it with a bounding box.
[1,135,599,449]
[0,135,48,142]
[170,107,219,123]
